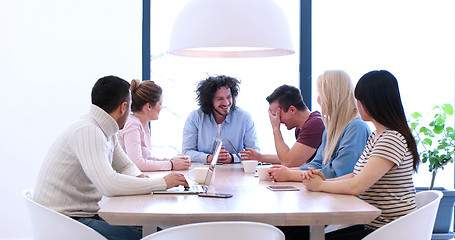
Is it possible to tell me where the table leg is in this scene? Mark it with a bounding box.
[142,226,157,238]
[310,225,325,240]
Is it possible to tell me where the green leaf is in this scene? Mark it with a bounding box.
[441,104,454,115]
[449,132,455,141]
[438,112,447,124]
[420,127,434,137]
[434,125,444,134]
[422,138,432,146]
[409,104,455,177]
[411,112,423,119]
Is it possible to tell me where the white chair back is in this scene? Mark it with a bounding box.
[362,190,443,240]
[22,189,107,240]
[141,221,285,240]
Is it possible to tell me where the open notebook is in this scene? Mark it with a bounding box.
[153,138,222,194]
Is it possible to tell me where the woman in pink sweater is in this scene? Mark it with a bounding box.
[118,79,191,171]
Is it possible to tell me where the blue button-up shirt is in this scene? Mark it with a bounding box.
[300,117,371,178]
[182,108,260,163]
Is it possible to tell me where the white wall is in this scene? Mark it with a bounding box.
[2,1,454,238]
[0,1,142,238]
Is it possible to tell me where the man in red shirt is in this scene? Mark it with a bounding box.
[241,85,325,167]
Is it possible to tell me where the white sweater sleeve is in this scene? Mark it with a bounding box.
[70,125,167,197]
[112,135,143,176]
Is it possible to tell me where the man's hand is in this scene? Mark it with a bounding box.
[163,172,189,189]
[136,173,149,178]
[268,107,282,130]
[217,147,232,164]
[240,147,261,161]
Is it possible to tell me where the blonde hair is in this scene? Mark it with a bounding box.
[317,70,358,165]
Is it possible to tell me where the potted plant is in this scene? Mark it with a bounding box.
[409,103,455,238]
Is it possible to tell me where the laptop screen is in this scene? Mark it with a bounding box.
[203,138,222,186]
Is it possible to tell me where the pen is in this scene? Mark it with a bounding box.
[227,140,243,160]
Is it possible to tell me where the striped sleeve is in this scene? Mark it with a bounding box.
[357,129,416,230]
[371,131,407,167]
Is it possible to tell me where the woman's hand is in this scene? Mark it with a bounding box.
[302,173,324,192]
[302,167,325,180]
[267,165,291,182]
[171,155,191,170]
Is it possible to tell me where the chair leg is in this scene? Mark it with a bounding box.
[310,225,324,240]
[142,226,157,237]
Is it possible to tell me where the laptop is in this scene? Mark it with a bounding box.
[153,138,222,194]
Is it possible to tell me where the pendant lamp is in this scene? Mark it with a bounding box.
[169,0,294,58]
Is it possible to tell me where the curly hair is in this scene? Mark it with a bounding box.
[196,75,240,114]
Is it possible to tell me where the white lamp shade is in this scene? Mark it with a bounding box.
[169,0,294,58]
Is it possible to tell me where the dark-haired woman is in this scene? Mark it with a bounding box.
[303,70,420,240]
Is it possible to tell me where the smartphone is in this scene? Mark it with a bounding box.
[198,193,233,198]
[266,185,299,191]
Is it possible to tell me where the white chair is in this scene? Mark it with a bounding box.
[140,221,285,240]
[22,189,107,240]
[362,190,443,240]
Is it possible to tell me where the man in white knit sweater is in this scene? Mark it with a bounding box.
[34,76,188,240]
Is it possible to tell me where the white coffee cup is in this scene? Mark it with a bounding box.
[177,154,191,161]
[188,167,209,184]
[257,165,271,181]
[242,160,258,173]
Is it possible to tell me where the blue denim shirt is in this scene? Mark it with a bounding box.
[182,108,260,163]
[300,117,371,178]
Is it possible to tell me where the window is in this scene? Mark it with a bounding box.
[312,0,455,188]
[146,0,455,188]
[147,0,300,157]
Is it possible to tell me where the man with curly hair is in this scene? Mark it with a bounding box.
[182,75,259,163]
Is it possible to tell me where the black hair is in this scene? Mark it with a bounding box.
[266,84,307,111]
[196,75,240,114]
[355,70,419,171]
[91,76,130,113]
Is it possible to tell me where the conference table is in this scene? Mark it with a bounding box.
[98,163,380,240]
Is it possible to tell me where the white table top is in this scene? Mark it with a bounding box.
[99,163,380,239]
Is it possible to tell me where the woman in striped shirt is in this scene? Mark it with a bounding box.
[302,70,420,240]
